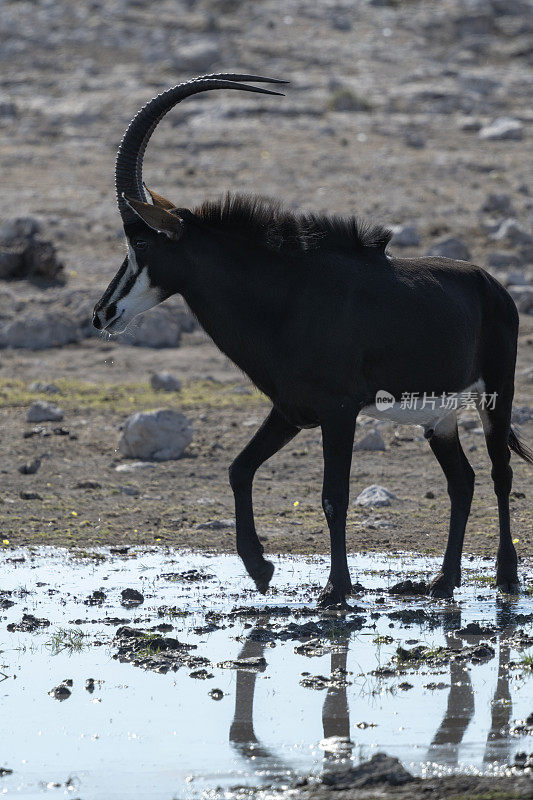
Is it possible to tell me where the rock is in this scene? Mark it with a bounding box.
[353,429,386,451]
[511,406,533,425]
[20,490,42,500]
[119,409,193,461]
[389,225,420,248]
[493,219,533,247]
[0,216,64,283]
[29,381,60,393]
[321,752,414,788]
[0,216,41,243]
[150,372,182,392]
[116,305,185,348]
[209,688,224,700]
[18,457,41,475]
[171,40,221,72]
[328,87,372,112]
[355,485,397,507]
[404,131,426,149]
[0,313,81,349]
[479,118,523,141]
[121,588,144,606]
[480,193,516,216]
[487,252,522,269]
[115,461,156,472]
[507,286,533,313]
[428,237,471,261]
[27,401,63,422]
[49,682,71,701]
[195,518,235,530]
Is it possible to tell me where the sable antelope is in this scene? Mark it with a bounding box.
[93,73,532,607]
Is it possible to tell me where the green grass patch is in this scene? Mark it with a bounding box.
[46,627,88,655]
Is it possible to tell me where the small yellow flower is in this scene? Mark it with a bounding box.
[71,511,78,516]
[2,539,9,545]
[513,538,519,544]
[155,538,161,542]
[134,529,138,533]
[293,501,299,508]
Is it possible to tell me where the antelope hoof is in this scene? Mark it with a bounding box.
[250,559,274,594]
[317,581,350,610]
[497,580,520,596]
[429,572,455,600]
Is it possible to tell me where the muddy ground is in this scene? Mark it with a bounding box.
[0,0,532,565]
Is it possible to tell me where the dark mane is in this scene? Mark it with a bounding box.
[194,193,392,255]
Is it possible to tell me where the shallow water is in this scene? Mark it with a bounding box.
[0,549,531,799]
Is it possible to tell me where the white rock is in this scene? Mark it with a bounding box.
[389,225,420,248]
[507,286,533,314]
[119,409,193,461]
[27,400,63,422]
[115,461,156,472]
[29,381,60,393]
[428,237,471,261]
[493,219,533,247]
[479,118,523,141]
[150,372,182,392]
[353,429,386,451]
[116,305,184,348]
[0,313,80,349]
[355,484,397,507]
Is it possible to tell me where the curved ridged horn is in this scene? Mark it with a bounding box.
[115,74,287,224]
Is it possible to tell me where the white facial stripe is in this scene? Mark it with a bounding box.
[112,241,160,322]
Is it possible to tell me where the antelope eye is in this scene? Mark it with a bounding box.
[133,239,148,250]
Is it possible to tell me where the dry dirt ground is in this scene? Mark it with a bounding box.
[0,0,531,572]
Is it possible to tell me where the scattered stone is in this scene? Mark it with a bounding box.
[300,668,350,690]
[209,688,224,700]
[389,224,420,248]
[512,406,533,425]
[119,409,193,461]
[161,569,214,583]
[479,117,523,141]
[85,678,95,693]
[49,681,72,701]
[28,381,60,394]
[488,251,522,269]
[493,218,533,247]
[328,87,372,112]
[115,461,156,472]
[118,485,140,497]
[7,613,50,632]
[150,372,182,392]
[19,490,42,500]
[75,480,101,489]
[480,193,516,216]
[171,40,221,72]
[121,588,144,607]
[0,767,13,776]
[398,681,414,690]
[404,130,426,149]
[26,401,63,423]
[0,217,64,283]
[355,484,397,507]
[195,518,235,530]
[428,237,471,261]
[388,579,428,596]
[18,457,41,474]
[353,429,386,452]
[320,752,414,788]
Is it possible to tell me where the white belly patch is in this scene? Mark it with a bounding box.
[360,379,486,435]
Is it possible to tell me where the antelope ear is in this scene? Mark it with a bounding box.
[123,195,184,240]
[143,184,177,211]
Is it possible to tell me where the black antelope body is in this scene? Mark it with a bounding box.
[93,73,532,607]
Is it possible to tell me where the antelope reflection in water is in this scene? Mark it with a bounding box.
[229,606,520,782]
